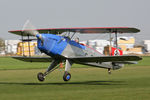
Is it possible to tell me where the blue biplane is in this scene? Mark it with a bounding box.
[9,25,142,82]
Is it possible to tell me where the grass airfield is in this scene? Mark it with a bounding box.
[0,57,150,100]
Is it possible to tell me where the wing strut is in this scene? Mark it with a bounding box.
[109,33,112,56]
[21,32,25,56]
[70,32,76,39]
[115,31,118,55]
[112,31,119,56]
[20,32,32,57]
[27,34,31,57]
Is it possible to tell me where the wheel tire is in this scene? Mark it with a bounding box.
[37,72,45,82]
[63,72,71,81]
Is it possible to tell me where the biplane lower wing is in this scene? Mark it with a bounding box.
[12,56,53,62]
[69,55,142,63]
[13,55,142,63]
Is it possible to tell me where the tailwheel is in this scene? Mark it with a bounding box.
[108,68,111,75]
[37,72,45,82]
[63,71,71,81]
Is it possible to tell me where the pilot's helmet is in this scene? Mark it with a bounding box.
[75,37,79,43]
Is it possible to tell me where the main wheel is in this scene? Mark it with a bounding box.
[37,72,45,82]
[63,72,71,81]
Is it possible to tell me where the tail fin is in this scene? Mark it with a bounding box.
[111,47,123,56]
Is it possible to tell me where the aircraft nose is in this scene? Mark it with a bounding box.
[36,34,43,40]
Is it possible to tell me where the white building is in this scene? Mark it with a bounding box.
[143,40,150,53]
[81,36,143,55]
[81,39,111,54]
[117,36,135,48]
[5,40,21,54]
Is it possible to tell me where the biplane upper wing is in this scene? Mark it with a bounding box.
[9,27,140,36]
[68,55,142,63]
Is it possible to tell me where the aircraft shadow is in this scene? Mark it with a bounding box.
[0,80,126,86]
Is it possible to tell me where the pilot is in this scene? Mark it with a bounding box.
[75,37,79,43]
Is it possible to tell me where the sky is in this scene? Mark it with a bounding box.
[0,0,150,44]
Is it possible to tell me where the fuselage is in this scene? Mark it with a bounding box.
[36,34,103,59]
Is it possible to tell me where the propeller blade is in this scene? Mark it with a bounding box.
[22,20,39,36]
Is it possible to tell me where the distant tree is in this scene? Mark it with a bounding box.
[0,38,5,52]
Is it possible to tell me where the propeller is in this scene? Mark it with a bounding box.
[22,20,42,40]
[22,20,39,36]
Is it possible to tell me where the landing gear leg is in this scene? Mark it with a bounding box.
[37,59,61,82]
[63,59,73,81]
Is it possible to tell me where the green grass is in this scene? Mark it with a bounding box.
[0,56,150,100]
[135,56,150,66]
[0,57,50,70]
